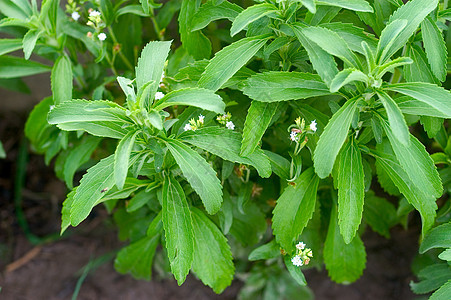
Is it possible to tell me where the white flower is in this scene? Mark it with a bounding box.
[98,33,107,41]
[296,242,306,250]
[71,11,80,21]
[226,121,235,130]
[89,10,101,17]
[49,105,55,111]
[154,91,165,100]
[310,120,317,132]
[291,255,303,267]
[290,131,299,142]
[184,123,193,131]
[198,114,205,124]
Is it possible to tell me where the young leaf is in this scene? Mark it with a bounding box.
[135,41,171,101]
[179,126,271,178]
[283,255,307,286]
[241,101,278,156]
[324,203,366,283]
[272,168,320,251]
[375,19,408,64]
[385,83,451,119]
[316,0,373,12]
[338,138,365,244]
[374,56,413,77]
[191,1,243,31]
[230,3,278,37]
[376,91,410,146]
[22,28,41,60]
[114,130,139,189]
[162,175,194,285]
[313,97,360,178]
[165,139,223,214]
[153,87,225,114]
[0,55,50,78]
[330,68,369,93]
[248,240,280,261]
[191,207,234,294]
[419,222,451,254]
[70,155,116,226]
[242,71,330,102]
[51,55,73,105]
[117,76,136,105]
[198,34,270,92]
[421,16,447,82]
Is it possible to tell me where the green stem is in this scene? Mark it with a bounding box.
[107,26,134,71]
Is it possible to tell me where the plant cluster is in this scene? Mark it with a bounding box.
[1,0,451,298]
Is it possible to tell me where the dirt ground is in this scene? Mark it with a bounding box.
[0,77,419,300]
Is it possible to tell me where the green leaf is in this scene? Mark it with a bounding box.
[114,234,160,280]
[61,188,76,234]
[283,255,307,286]
[320,23,378,55]
[386,83,451,119]
[313,97,359,178]
[395,96,449,119]
[317,0,373,12]
[272,168,320,251]
[248,240,280,261]
[330,68,369,93]
[56,120,130,139]
[22,28,41,60]
[0,141,5,158]
[374,56,413,77]
[139,0,162,14]
[162,175,194,285]
[135,41,171,102]
[430,280,451,300]
[114,130,139,189]
[191,1,242,31]
[243,71,330,102]
[70,155,116,226]
[0,38,22,56]
[376,0,438,63]
[420,116,443,139]
[241,101,278,156]
[51,55,73,105]
[0,55,50,78]
[230,3,278,37]
[263,150,291,180]
[419,222,451,253]
[153,88,225,114]
[377,91,410,146]
[165,139,223,214]
[301,26,362,69]
[421,17,447,82]
[403,44,437,84]
[410,263,451,294]
[198,34,270,92]
[191,207,234,294]
[179,126,271,178]
[179,0,211,60]
[0,0,29,19]
[324,203,366,283]
[300,0,316,13]
[338,138,364,244]
[117,76,136,105]
[363,191,397,238]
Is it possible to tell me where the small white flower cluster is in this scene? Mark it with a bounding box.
[184,115,205,131]
[291,241,313,267]
[216,112,235,130]
[97,32,107,41]
[71,11,80,21]
[84,9,107,41]
[89,10,101,17]
[154,91,165,100]
[289,118,317,143]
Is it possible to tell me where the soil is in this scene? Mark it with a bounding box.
[0,75,419,300]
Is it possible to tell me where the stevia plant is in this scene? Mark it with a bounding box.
[1,0,451,298]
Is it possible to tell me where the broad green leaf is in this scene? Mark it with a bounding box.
[430,280,451,300]
[272,168,320,251]
[395,96,449,118]
[242,71,330,102]
[56,120,130,139]
[22,29,41,60]
[410,263,451,294]
[60,188,76,234]
[292,24,338,86]
[317,0,373,12]
[241,101,278,156]
[386,83,451,119]
[70,155,115,226]
[153,88,225,114]
[25,97,54,151]
[376,19,408,64]
[229,196,266,246]
[51,55,73,105]
[0,55,50,78]
[230,3,278,37]
[198,35,270,92]
[165,139,223,214]
[330,68,369,93]
[421,17,447,82]
[179,126,271,178]
[179,0,211,60]
[376,91,410,146]
[283,255,307,286]
[135,41,171,101]
[419,222,451,253]
[338,138,364,244]
[114,130,139,189]
[301,0,316,13]
[115,5,148,18]
[301,26,362,69]
[0,17,30,28]
[191,207,234,294]
[376,0,438,63]
[321,23,378,55]
[63,136,100,189]
[114,234,160,280]
[162,175,194,285]
[420,116,443,139]
[0,38,22,56]
[324,204,366,283]
[191,1,242,31]
[0,0,29,19]
[263,150,291,180]
[313,97,359,178]
[403,44,437,84]
[248,240,280,261]
[363,191,397,238]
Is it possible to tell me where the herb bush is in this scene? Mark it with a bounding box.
[1,0,451,298]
